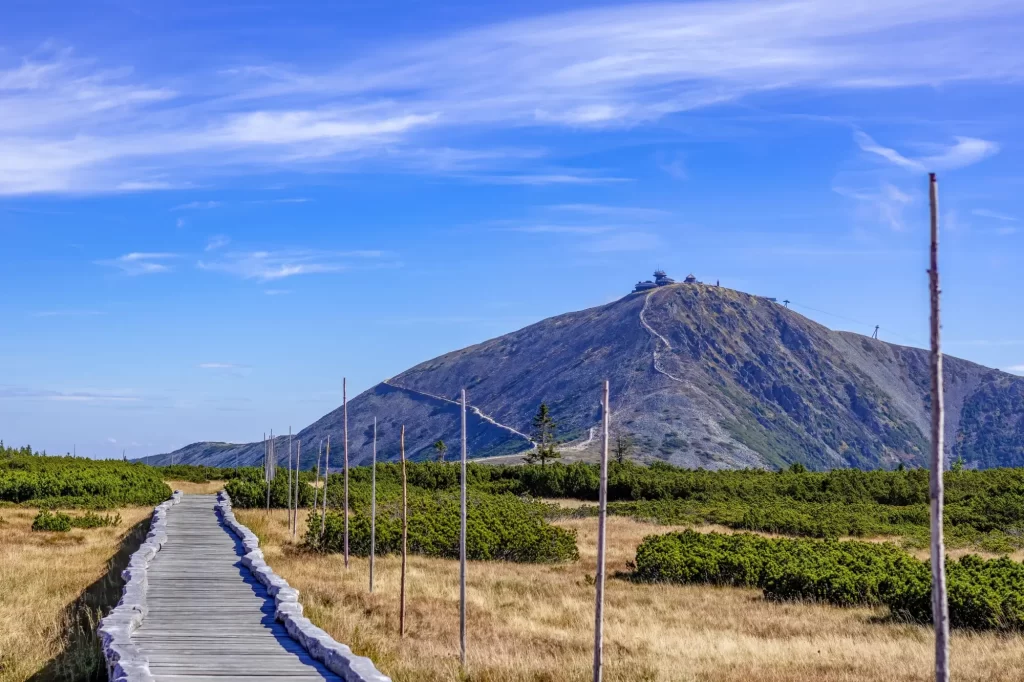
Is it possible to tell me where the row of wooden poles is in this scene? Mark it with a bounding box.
[256,173,950,682]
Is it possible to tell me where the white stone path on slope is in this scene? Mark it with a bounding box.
[132,494,340,681]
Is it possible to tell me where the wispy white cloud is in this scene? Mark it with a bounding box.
[1006,364,1024,375]
[32,309,106,318]
[3,0,1021,194]
[657,153,688,181]
[197,249,390,281]
[972,208,1017,222]
[95,252,178,275]
[246,197,311,205]
[854,131,1000,171]
[175,218,186,229]
[584,231,661,253]
[205,235,230,251]
[263,289,292,295]
[0,385,141,402]
[198,362,252,377]
[833,183,913,231]
[470,174,631,185]
[502,224,616,235]
[174,200,221,210]
[548,204,671,220]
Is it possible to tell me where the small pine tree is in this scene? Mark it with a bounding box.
[527,403,561,467]
[613,430,634,465]
[433,439,448,462]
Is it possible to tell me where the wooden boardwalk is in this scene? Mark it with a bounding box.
[133,494,340,681]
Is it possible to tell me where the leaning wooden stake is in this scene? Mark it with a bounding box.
[370,417,377,593]
[928,172,949,682]
[400,424,408,638]
[460,389,468,669]
[593,380,611,682]
[343,377,350,569]
[320,435,331,540]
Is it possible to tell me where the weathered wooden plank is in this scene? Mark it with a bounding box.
[132,494,340,680]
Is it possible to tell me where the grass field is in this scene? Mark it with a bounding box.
[163,479,226,495]
[238,508,1024,682]
[0,505,152,682]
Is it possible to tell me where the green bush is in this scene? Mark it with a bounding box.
[307,490,578,563]
[0,446,170,507]
[634,530,1024,630]
[157,464,253,483]
[70,511,122,528]
[31,509,123,531]
[32,509,73,532]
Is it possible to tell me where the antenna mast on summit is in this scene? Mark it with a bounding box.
[872,325,880,340]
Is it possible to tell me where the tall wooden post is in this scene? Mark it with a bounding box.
[313,440,322,518]
[929,172,949,682]
[320,435,331,539]
[265,432,271,512]
[370,417,377,593]
[293,438,300,540]
[593,380,611,682]
[343,377,350,569]
[460,389,468,668]
[288,427,293,532]
[400,425,408,638]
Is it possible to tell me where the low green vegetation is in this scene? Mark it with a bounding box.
[156,463,251,483]
[310,490,578,563]
[0,443,170,508]
[226,460,1024,553]
[633,530,1024,631]
[31,509,122,532]
[471,461,1024,552]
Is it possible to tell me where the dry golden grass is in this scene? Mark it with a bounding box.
[237,509,1024,682]
[163,479,226,495]
[0,505,152,682]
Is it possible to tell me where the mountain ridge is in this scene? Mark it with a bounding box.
[145,284,1024,471]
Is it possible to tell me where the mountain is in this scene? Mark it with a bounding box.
[146,283,1024,471]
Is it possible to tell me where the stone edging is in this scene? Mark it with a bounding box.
[215,491,392,682]
[98,490,184,682]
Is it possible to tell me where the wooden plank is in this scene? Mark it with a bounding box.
[132,494,341,680]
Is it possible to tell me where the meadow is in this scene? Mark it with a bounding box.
[239,508,1024,682]
[7,447,1024,680]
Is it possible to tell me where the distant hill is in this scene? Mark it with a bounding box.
[144,284,1024,471]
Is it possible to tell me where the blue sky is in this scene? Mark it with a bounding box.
[2,0,1023,458]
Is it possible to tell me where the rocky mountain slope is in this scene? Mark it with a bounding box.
[147,284,1024,471]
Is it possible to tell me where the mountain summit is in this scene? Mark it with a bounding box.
[150,283,1024,471]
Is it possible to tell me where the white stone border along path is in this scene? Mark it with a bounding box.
[215,491,391,682]
[98,489,390,682]
[99,489,183,682]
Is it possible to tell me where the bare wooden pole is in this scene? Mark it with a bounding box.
[265,432,270,512]
[320,435,331,540]
[288,427,294,532]
[593,380,611,682]
[312,440,322,518]
[343,377,350,569]
[293,438,300,540]
[928,172,949,682]
[460,389,468,669]
[370,417,377,593]
[400,424,408,638]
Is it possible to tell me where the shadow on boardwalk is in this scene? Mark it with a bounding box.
[28,518,150,682]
